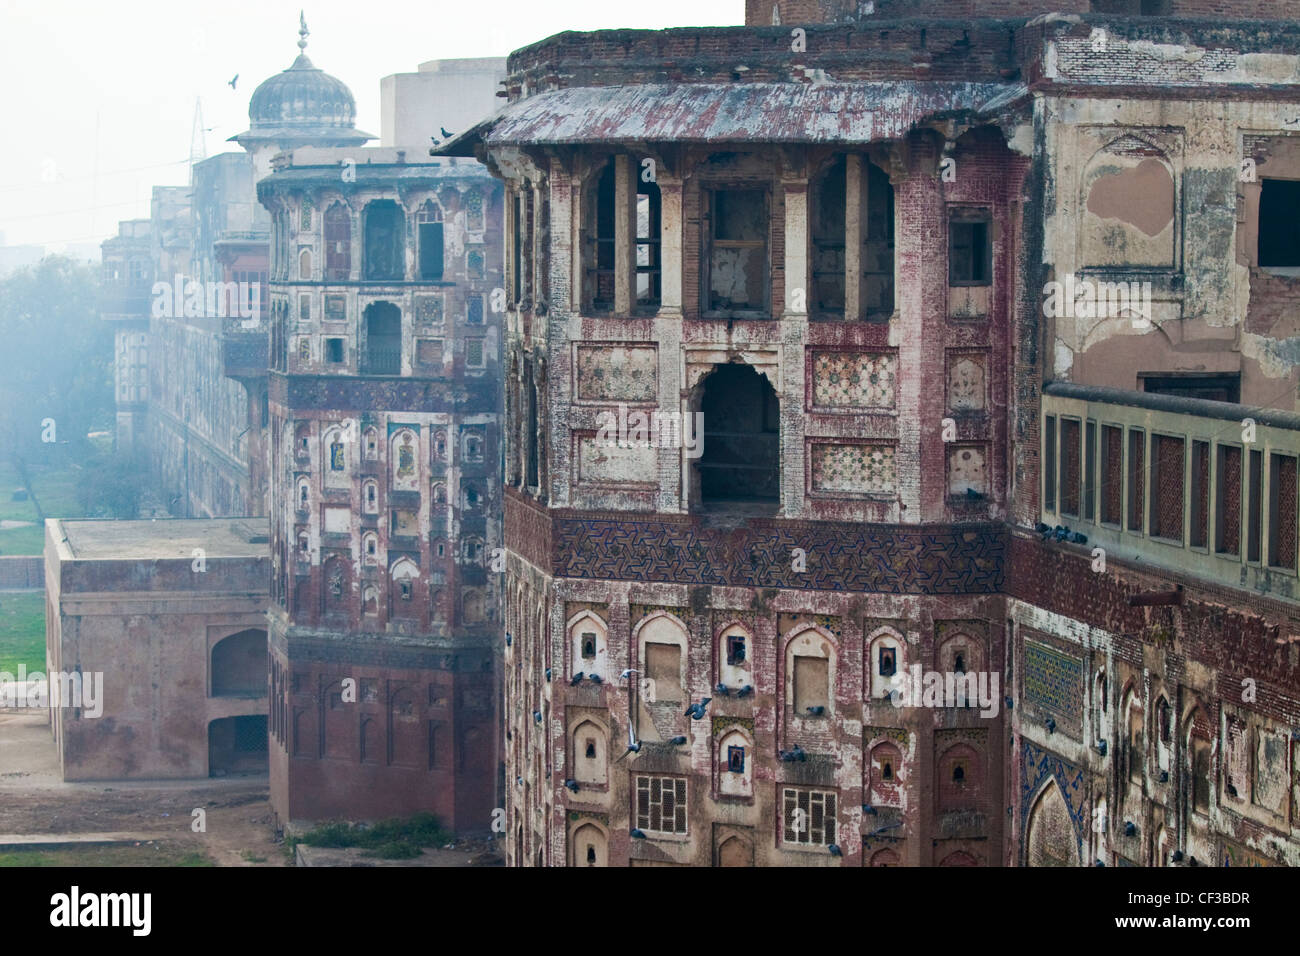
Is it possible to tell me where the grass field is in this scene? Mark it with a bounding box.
[0,843,214,867]
[0,456,92,556]
[0,591,45,673]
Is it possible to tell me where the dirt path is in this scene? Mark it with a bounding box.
[0,711,285,865]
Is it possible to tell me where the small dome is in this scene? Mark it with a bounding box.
[233,14,372,150]
[248,52,357,131]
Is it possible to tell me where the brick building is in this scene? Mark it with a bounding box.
[45,519,269,780]
[76,19,507,834]
[442,0,1300,865]
[258,146,504,830]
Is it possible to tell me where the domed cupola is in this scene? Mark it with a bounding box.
[232,13,373,150]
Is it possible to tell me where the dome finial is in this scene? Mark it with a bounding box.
[298,10,309,52]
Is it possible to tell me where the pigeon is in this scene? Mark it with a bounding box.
[533,711,542,723]
[588,674,604,685]
[964,487,982,500]
[440,127,454,139]
[619,668,637,680]
[715,682,731,696]
[668,735,688,746]
[1069,531,1088,544]
[861,804,878,816]
[737,684,754,698]
[781,744,807,762]
[515,776,523,787]
[228,74,238,89]
[806,705,825,717]
[617,724,641,762]
[630,828,647,839]
[684,697,712,720]
[828,844,842,857]
[564,779,580,793]
[545,668,551,682]
[569,672,585,686]
[617,739,642,761]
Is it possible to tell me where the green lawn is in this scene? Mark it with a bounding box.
[0,591,45,674]
[0,456,96,555]
[0,844,214,867]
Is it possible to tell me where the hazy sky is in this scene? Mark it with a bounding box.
[0,0,741,252]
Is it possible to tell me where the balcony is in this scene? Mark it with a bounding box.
[361,347,402,376]
[99,282,153,320]
[1041,382,1300,601]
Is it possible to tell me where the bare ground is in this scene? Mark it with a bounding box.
[0,711,286,866]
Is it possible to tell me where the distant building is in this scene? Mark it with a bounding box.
[45,518,268,780]
[380,57,505,149]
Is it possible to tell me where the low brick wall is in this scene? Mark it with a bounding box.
[0,556,43,590]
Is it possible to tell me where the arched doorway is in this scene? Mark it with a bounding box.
[695,362,779,512]
[210,628,267,697]
[208,715,268,776]
[1026,780,1081,867]
[362,302,402,375]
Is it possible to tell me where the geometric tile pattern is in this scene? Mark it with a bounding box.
[812,351,896,408]
[575,345,657,403]
[1020,740,1087,859]
[811,443,896,495]
[1023,639,1083,735]
[547,513,1005,593]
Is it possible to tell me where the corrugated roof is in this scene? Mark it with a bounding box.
[475,81,1014,147]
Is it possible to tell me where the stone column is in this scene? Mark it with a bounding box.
[615,154,634,316]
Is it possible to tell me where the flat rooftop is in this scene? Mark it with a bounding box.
[55,518,269,561]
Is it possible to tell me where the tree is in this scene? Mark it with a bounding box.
[0,256,113,462]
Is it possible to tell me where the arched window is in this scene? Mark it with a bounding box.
[362,479,379,514]
[785,627,835,718]
[867,628,904,700]
[718,624,753,689]
[299,248,312,280]
[417,200,444,280]
[1123,686,1144,784]
[572,719,607,785]
[868,740,903,807]
[324,203,351,280]
[363,200,405,281]
[570,823,607,867]
[938,744,981,812]
[363,302,402,376]
[389,559,420,620]
[363,426,379,460]
[696,363,779,510]
[638,613,688,702]
[718,729,753,798]
[389,428,419,491]
[362,532,378,566]
[569,611,609,681]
